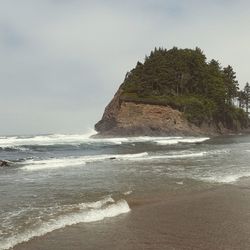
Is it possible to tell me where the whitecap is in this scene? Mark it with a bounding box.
[21,152,148,171]
[200,173,250,184]
[132,152,206,161]
[0,129,98,148]
[176,181,184,185]
[0,134,209,149]
[0,198,130,250]
[123,190,133,195]
[155,137,210,145]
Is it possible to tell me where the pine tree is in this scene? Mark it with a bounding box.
[237,90,246,108]
[244,82,250,115]
[223,65,239,104]
[122,47,249,128]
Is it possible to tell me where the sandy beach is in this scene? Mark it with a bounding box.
[13,183,250,250]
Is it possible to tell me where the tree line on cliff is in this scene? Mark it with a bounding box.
[122,47,249,129]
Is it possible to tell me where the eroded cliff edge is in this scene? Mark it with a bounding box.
[95,88,224,137]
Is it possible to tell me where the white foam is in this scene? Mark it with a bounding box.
[0,133,210,149]
[132,152,206,161]
[0,129,98,148]
[0,199,130,250]
[20,149,227,171]
[123,190,133,195]
[155,137,210,145]
[155,139,180,145]
[162,152,206,159]
[78,196,115,209]
[22,157,87,170]
[22,152,148,171]
[201,173,250,184]
[127,136,182,143]
[176,181,184,185]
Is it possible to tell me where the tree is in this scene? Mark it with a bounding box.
[244,82,250,114]
[223,65,239,104]
[237,90,246,108]
[122,47,249,128]
[206,60,226,106]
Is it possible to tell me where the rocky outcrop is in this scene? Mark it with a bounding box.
[95,46,250,136]
[95,88,222,137]
[0,160,11,167]
[95,86,123,133]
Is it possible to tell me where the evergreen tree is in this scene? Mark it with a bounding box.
[237,90,246,109]
[244,82,250,114]
[122,47,249,128]
[223,65,239,104]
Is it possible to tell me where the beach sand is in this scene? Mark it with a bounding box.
[13,184,250,250]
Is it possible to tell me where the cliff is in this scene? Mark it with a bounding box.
[95,88,230,136]
[95,47,249,137]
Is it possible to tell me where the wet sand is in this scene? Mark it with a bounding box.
[13,184,250,250]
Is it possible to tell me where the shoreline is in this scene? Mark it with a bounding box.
[13,183,250,250]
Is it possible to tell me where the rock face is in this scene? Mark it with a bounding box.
[95,88,220,137]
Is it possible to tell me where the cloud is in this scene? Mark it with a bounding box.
[0,0,249,134]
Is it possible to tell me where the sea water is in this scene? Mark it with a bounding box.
[0,130,250,249]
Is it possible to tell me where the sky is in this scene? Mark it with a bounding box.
[0,0,250,135]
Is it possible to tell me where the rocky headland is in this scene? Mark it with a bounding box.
[95,47,249,137]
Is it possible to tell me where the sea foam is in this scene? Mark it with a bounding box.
[21,151,209,171]
[0,197,130,250]
[200,173,250,184]
[0,133,210,150]
[22,152,148,171]
[155,137,210,145]
[132,152,206,161]
[0,130,97,148]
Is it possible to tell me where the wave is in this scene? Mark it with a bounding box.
[0,132,209,150]
[0,130,97,149]
[200,173,250,184]
[20,150,211,171]
[123,190,133,195]
[21,152,148,171]
[155,137,210,145]
[130,152,206,162]
[147,152,206,159]
[0,197,130,250]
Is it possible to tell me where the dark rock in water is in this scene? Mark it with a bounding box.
[109,157,116,160]
[0,160,11,167]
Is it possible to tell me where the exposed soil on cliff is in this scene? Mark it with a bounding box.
[95,88,235,137]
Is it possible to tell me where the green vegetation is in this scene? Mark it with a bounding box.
[121,47,249,129]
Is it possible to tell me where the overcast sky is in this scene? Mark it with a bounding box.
[0,0,249,135]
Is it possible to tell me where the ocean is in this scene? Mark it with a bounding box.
[1,131,250,249]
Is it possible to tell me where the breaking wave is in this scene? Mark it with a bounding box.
[0,197,130,250]
[19,150,210,171]
[21,152,148,171]
[145,152,206,159]
[0,130,97,149]
[0,132,210,150]
[200,173,250,184]
[155,137,210,145]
